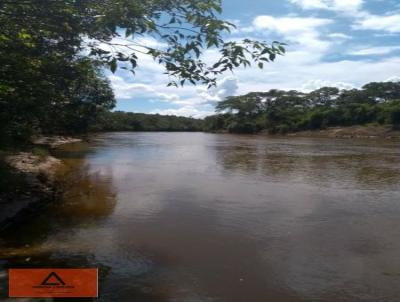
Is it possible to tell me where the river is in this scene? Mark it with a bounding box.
[1,132,400,301]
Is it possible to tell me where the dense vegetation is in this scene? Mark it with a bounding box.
[203,81,400,134]
[2,1,398,142]
[0,0,283,147]
[92,111,204,132]
[93,80,400,134]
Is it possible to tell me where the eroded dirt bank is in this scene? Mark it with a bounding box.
[0,136,82,228]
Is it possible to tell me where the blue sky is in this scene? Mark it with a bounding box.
[108,0,400,118]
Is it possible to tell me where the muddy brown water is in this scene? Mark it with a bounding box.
[1,132,400,302]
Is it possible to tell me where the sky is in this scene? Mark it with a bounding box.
[108,0,400,118]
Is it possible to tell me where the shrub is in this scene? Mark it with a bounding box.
[32,147,49,159]
[228,121,258,134]
[390,109,400,129]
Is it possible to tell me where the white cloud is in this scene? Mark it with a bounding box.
[232,56,400,94]
[354,14,400,33]
[290,0,364,12]
[196,77,239,104]
[92,36,166,54]
[109,75,180,102]
[348,46,400,56]
[328,33,352,40]
[227,11,400,95]
[150,106,214,118]
[290,0,330,10]
[109,73,239,117]
[250,15,333,57]
[289,1,400,35]
[386,76,400,83]
[252,16,332,36]
[110,74,239,104]
[101,7,400,118]
[300,79,355,91]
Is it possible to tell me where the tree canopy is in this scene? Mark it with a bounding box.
[204,81,400,134]
[92,111,204,132]
[0,0,285,145]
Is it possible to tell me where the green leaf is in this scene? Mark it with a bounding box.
[110,59,117,73]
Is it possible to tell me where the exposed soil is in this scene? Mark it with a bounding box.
[32,135,82,148]
[0,136,81,228]
[5,152,63,180]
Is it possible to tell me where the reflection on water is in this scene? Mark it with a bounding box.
[215,136,400,190]
[1,133,400,302]
[0,143,117,301]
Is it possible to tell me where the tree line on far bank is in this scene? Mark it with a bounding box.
[92,111,203,132]
[203,81,400,134]
[91,80,400,135]
[0,0,283,147]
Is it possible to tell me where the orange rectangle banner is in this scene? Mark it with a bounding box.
[9,268,98,298]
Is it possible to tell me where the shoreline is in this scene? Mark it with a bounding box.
[208,125,400,139]
[283,126,400,139]
[31,135,82,148]
[0,136,82,229]
[0,127,397,229]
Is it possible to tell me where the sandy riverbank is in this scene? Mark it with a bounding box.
[32,135,82,148]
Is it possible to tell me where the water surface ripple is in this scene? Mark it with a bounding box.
[1,132,400,302]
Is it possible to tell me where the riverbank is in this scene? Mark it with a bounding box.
[1,132,397,302]
[32,135,82,148]
[0,136,82,229]
[211,125,400,139]
[280,126,400,139]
